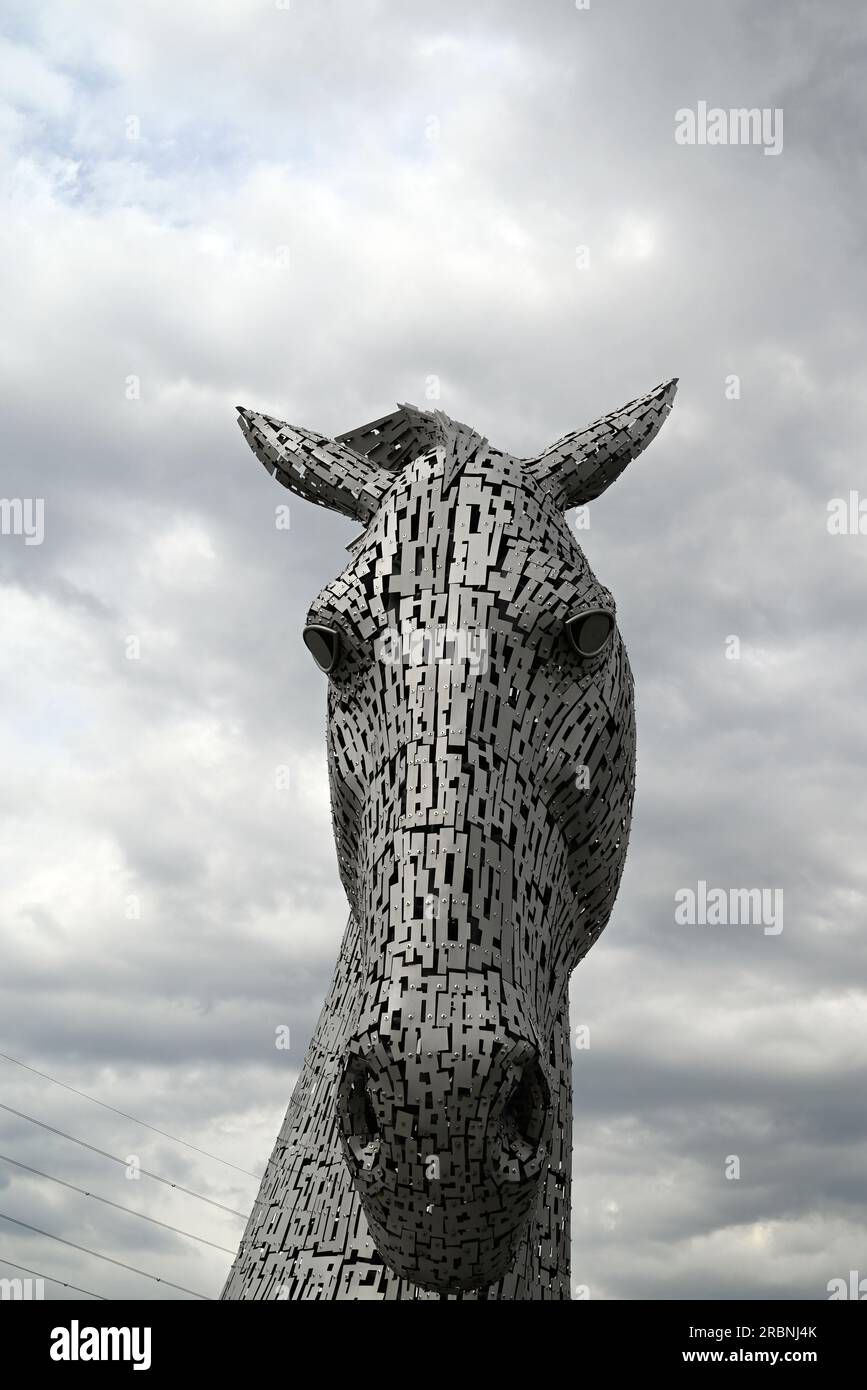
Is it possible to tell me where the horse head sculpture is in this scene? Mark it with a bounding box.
[225,378,676,1298]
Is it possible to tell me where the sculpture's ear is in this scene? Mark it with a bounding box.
[236,407,393,523]
[525,378,678,510]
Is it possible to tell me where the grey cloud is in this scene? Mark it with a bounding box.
[0,0,864,1300]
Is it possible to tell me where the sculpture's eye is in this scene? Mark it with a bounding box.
[566,609,615,659]
[303,623,341,674]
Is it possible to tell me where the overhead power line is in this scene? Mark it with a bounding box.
[0,1154,235,1255]
[0,1212,211,1300]
[0,1104,247,1219]
[0,1051,260,1179]
[0,1254,106,1300]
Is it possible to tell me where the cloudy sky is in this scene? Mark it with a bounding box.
[1,0,865,1301]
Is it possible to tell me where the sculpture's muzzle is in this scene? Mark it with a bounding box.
[337,1021,552,1292]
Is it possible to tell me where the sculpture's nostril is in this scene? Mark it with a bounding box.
[337,1056,381,1176]
[492,1051,551,1182]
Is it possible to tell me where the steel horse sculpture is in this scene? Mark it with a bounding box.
[222,378,677,1300]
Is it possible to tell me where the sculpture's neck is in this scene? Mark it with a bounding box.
[222,915,573,1301]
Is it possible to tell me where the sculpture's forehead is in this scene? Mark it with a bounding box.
[353,449,572,561]
[335,448,594,616]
